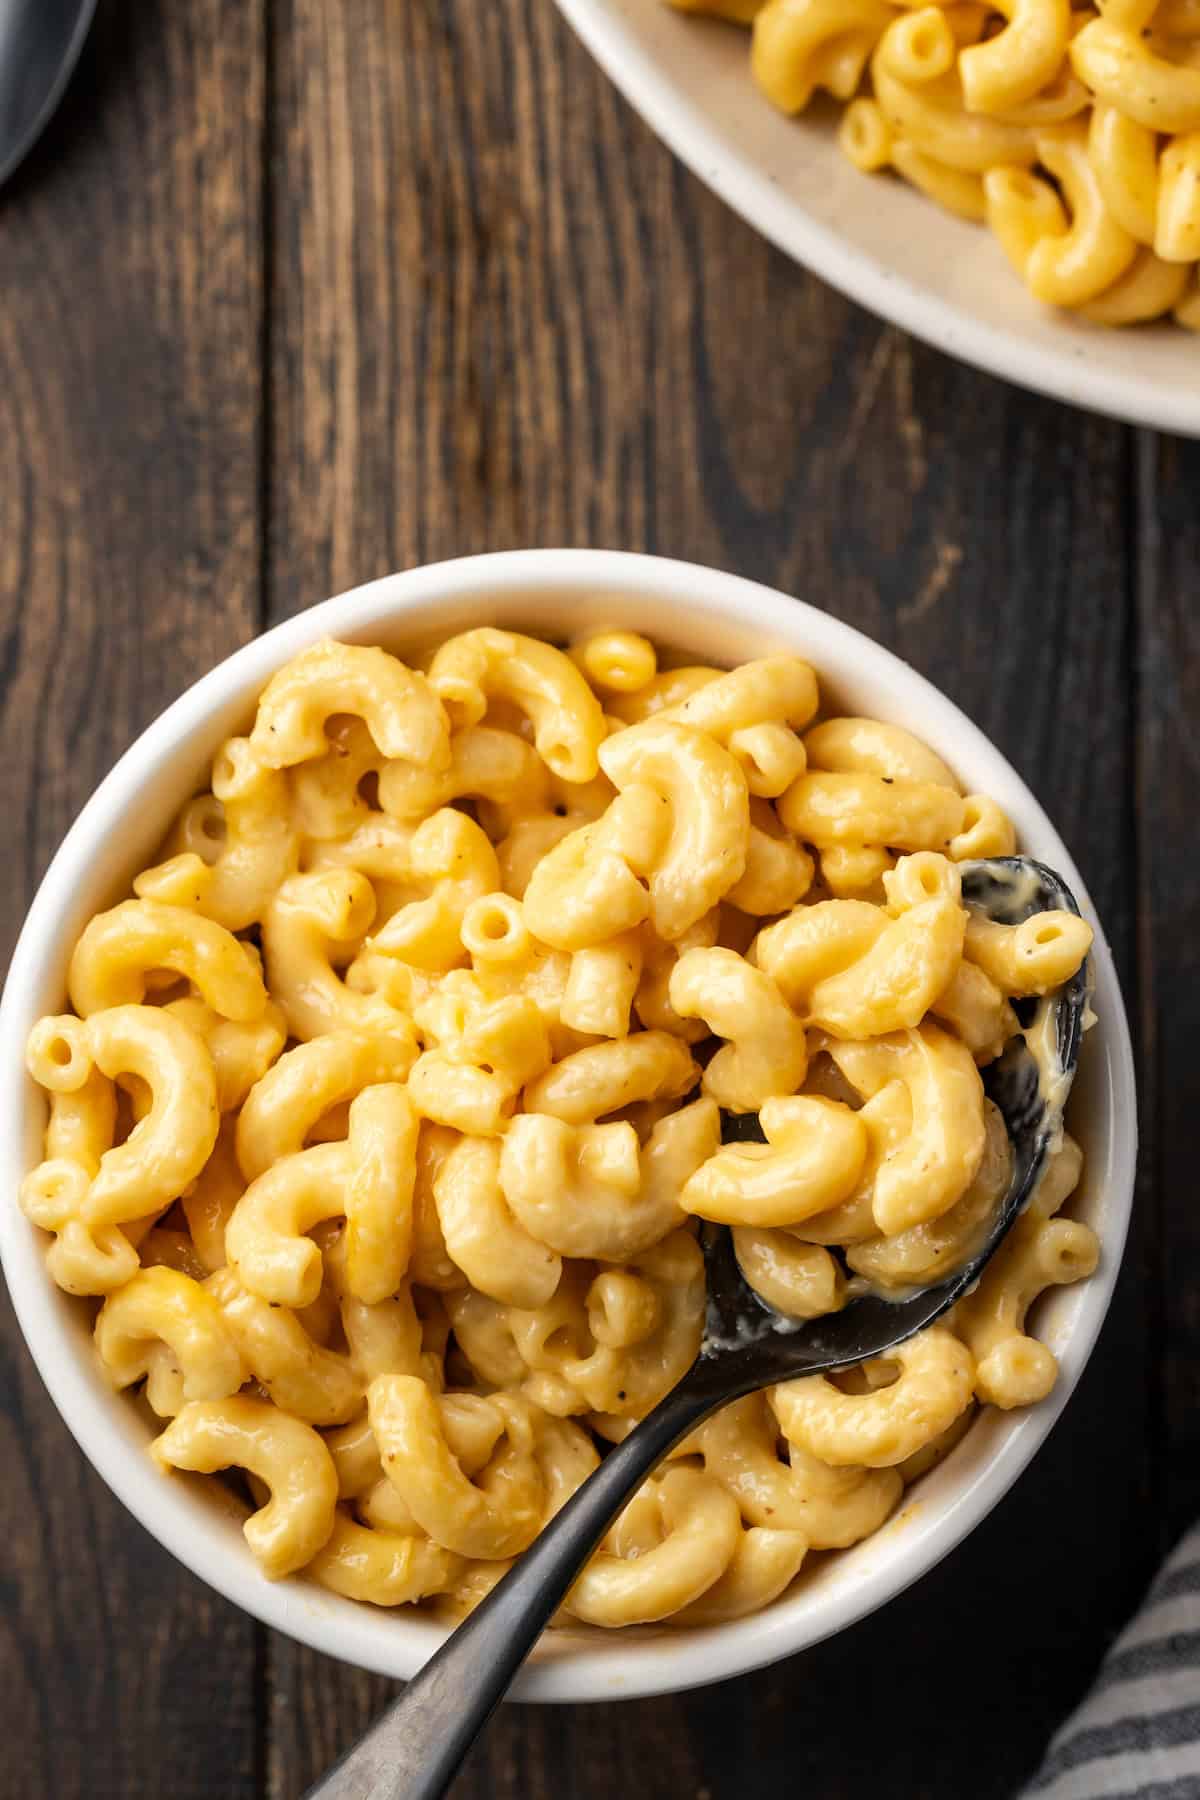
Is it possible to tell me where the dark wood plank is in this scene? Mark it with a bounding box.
[265,3,1148,1797]
[0,3,266,1795]
[1134,428,1200,1551]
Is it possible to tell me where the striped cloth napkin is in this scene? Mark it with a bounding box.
[1020,1523,1200,1799]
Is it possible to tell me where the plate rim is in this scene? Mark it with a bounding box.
[554,0,1200,438]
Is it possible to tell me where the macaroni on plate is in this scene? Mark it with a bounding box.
[668,0,1200,330]
[20,627,1097,1627]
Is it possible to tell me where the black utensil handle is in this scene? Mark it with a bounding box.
[303,1376,719,1800]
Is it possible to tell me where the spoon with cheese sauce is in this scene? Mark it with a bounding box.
[306,855,1090,1800]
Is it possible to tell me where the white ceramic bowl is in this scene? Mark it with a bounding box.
[0,550,1137,1701]
[554,0,1200,437]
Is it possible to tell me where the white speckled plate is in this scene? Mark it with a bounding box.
[555,0,1200,436]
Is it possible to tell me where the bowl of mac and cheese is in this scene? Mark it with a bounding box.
[553,0,1200,436]
[0,550,1136,1699]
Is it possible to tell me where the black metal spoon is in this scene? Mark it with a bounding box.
[306,856,1089,1800]
[0,0,97,190]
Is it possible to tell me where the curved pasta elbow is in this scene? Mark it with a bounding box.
[69,900,268,1021]
[1070,18,1200,135]
[669,946,808,1110]
[598,719,751,941]
[499,1099,718,1260]
[80,1006,220,1227]
[959,0,1071,115]
[95,1267,245,1410]
[565,1469,742,1626]
[772,1327,975,1467]
[1026,123,1138,307]
[804,895,966,1038]
[249,638,450,773]
[753,0,895,112]
[427,629,606,783]
[227,1083,418,1308]
[308,1513,463,1606]
[367,1377,545,1561]
[681,1095,867,1227]
[152,1396,339,1579]
[434,1136,562,1308]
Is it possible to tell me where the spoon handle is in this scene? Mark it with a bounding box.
[303,1376,718,1800]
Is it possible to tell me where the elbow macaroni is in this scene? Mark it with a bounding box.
[19,630,1097,1625]
[669,0,1200,328]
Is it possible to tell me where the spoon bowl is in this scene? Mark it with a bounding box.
[695,856,1088,1393]
[307,853,1090,1800]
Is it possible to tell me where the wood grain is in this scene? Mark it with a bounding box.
[1134,428,1200,1548]
[0,2,266,1796]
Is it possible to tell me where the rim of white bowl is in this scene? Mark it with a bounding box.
[0,550,1137,1702]
[553,0,1200,439]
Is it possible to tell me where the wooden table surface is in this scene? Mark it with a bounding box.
[1,3,1197,1796]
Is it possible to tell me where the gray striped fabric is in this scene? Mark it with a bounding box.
[1019,1523,1200,1800]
